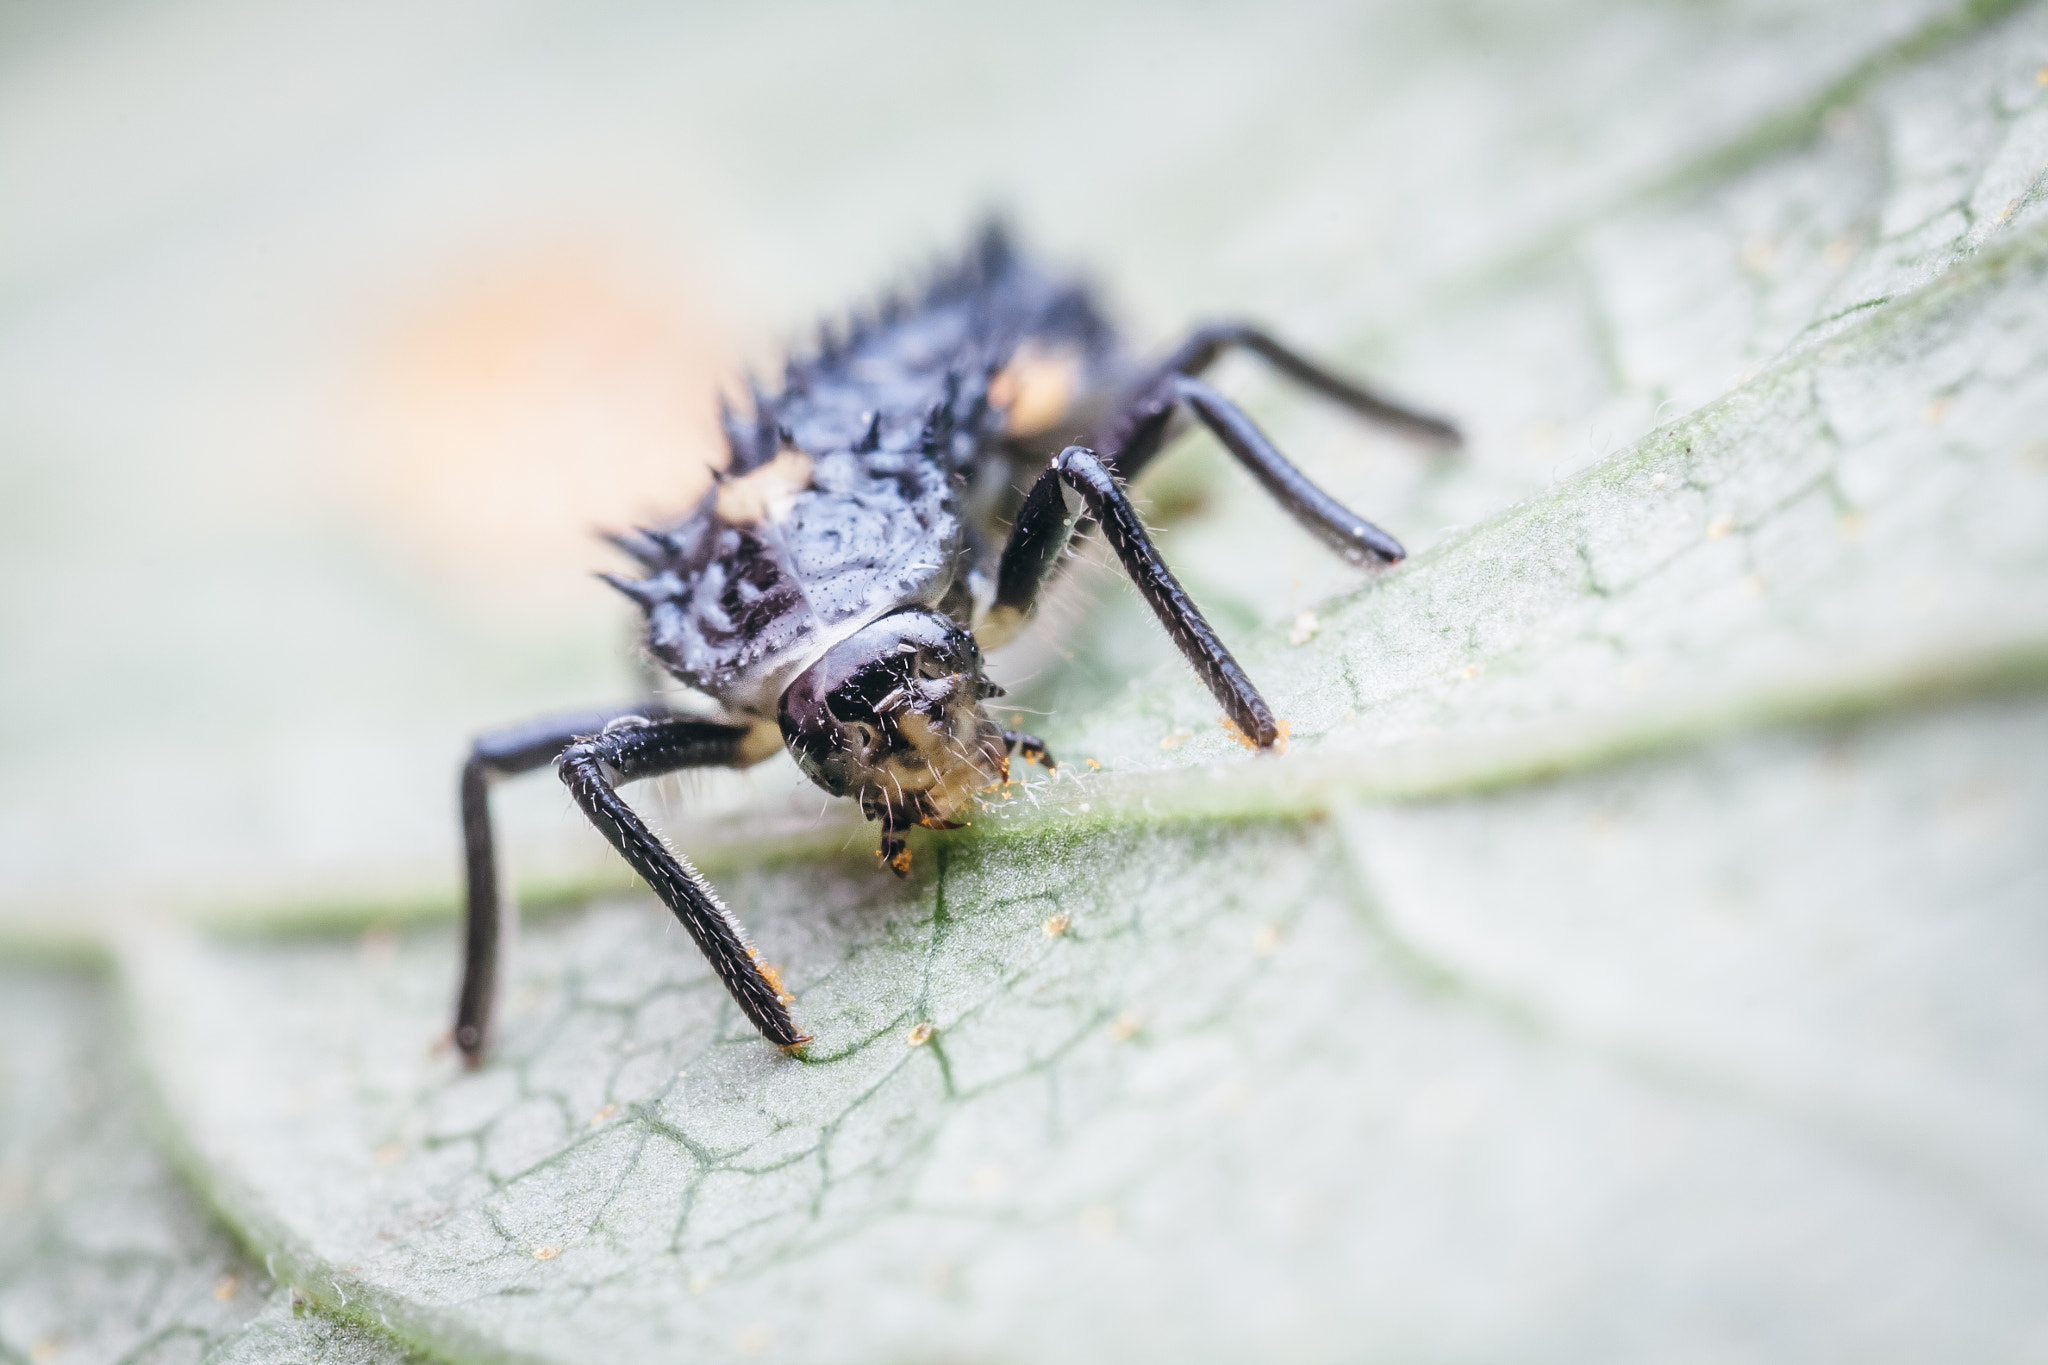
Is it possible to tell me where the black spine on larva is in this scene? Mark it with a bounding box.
[602,529,668,570]
[598,571,668,608]
[919,377,958,459]
[718,379,782,475]
[929,218,1013,302]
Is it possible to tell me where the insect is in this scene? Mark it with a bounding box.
[454,224,1456,1063]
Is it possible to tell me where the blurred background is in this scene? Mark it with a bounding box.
[4,3,2048,1361]
[1,0,1982,932]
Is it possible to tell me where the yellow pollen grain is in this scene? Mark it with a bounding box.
[1109,1011,1142,1041]
[1705,515,1734,541]
[1042,911,1071,937]
[907,1021,935,1046]
[1220,716,1290,751]
[214,1274,239,1302]
[1289,609,1320,646]
[533,1246,562,1260]
[589,1104,619,1126]
[1922,396,1949,426]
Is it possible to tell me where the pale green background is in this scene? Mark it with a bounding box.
[3,2,2047,1362]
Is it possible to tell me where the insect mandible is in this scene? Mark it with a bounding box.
[454,224,1457,1063]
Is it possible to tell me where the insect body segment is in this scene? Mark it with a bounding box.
[454,225,1457,1063]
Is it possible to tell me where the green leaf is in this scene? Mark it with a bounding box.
[121,14,2048,1365]
[0,967,417,1365]
[5,1,2048,1362]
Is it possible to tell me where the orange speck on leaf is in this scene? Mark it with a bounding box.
[1220,716,1290,752]
[758,963,793,1006]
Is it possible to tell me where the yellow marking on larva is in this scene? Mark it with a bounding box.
[1219,716,1290,752]
[717,446,812,526]
[735,719,785,766]
[975,602,1028,648]
[988,341,1083,437]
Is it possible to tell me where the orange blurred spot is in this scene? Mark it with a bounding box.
[349,238,738,610]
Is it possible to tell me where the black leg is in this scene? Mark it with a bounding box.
[1173,375,1406,564]
[993,446,1281,748]
[1003,729,1057,771]
[456,705,777,1063]
[557,717,809,1050]
[979,465,1075,647]
[1095,322,1455,548]
[1152,321,1459,446]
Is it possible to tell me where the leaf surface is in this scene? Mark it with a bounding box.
[4,2,2047,1363]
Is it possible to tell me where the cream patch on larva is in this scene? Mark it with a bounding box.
[988,341,1083,437]
[717,446,813,525]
